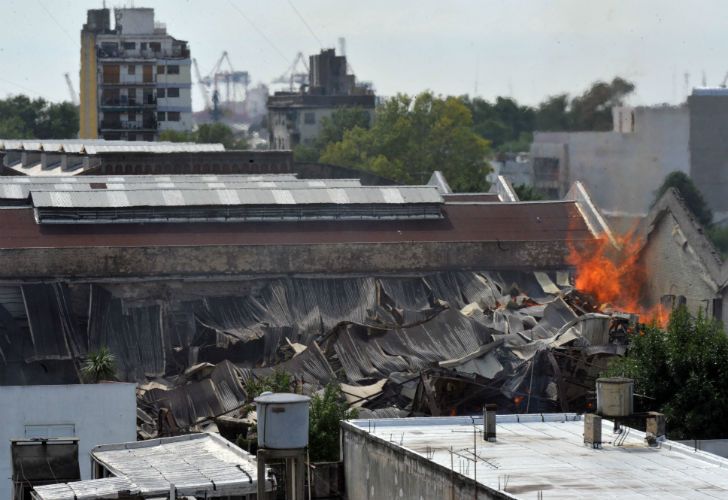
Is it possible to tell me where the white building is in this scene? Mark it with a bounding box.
[343,413,728,499]
[0,383,136,499]
[80,7,194,141]
[530,105,690,215]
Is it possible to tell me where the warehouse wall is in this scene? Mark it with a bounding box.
[0,240,583,280]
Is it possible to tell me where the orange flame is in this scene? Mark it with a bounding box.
[567,230,667,327]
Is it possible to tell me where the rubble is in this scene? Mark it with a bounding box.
[0,271,632,437]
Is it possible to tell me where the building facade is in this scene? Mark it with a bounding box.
[688,89,728,223]
[79,8,193,141]
[268,49,375,150]
[0,384,136,500]
[530,105,690,215]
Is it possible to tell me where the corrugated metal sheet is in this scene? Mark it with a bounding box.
[0,139,225,153]
[32,433,271,499]
[0,177,364,201]
[0,174,300,184]
[31,186,443,208]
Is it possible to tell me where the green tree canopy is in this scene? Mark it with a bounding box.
[569,77,635,130]
[320,92,492,192]
[605,307,728,439]
[308,383,357,462]
[293,107,372,162]
[160,122,248,149]
[653,171,713,227]
[81,347,117,383]
[461,96,534,152]
[0,95,78,139]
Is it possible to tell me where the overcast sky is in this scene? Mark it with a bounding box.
[0,0,725,111]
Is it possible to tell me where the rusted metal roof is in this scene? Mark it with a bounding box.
[0,202,594,249]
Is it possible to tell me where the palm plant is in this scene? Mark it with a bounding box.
[81,347,117,383]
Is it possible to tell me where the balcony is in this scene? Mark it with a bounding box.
[100,120,158,131]
[99,96,157,109]
[97,47,190,60]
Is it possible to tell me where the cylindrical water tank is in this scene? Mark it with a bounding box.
[255,392,311,449]
[596,377,634,417]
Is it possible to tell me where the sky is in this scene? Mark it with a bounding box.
[0,0,726,111]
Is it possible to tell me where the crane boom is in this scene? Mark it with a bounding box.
[192,58,211,109]
[64,73,78,106]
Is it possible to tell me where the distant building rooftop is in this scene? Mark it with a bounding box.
[0,139,225,154]
[343,414,728,499]
[31,433,273,499]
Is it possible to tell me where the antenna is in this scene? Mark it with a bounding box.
[474,56,479,97]
[338,37,346,56]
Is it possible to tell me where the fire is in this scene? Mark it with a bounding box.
[567,231,667,327]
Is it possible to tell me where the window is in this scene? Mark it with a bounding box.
[25,424,75,439]
[140,42,148,50]
[127,65,135,75]
[157,88,166,98]
[123,41,135,50]
[167,88,179,98]
[167,111,180,121]
[128,111,136,121]
[157,65,165,75]
[157,111,166,122]
[149,42,161,52]
[304,112,315,124]
[167,65,180,75]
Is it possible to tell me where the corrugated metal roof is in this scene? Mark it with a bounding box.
[31,433,273,499]
[0,174,300,184]
[31,186,442,208]
[0,139,225,153]
[0,177,362,200]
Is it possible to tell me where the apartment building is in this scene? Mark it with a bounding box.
[268,49,375,150]
[79,7,193,141]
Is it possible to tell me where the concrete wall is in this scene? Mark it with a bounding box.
[689,94,728,223]
[532,105,690,215]
[0,383,136,499]
[0,240,582,280]
[341,422,511,500]
[640,210,724,323]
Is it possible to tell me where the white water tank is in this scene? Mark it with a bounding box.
[596,377,634,417]
[255,392,311,449]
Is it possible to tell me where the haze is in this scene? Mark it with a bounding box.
[0,0,724,110]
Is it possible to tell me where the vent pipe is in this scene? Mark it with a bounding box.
[483,404,496,442]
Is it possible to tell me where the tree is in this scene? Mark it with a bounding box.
[0,95,78,139]
[81,347,117,383]
[462,96,534,152]
[653,171,713,227]
[605,307,728,439]
[321,92,492,192]
[159,122,248,149]
[292,107,372,162]
[513,184,544,201]
[534,94,570,131]
[569,77,635,131]
[308,383,358,462]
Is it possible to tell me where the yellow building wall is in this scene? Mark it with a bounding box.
[79,32,98,139]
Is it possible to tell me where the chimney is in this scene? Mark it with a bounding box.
[584,413,602,448]
[645,412,666,446]
[483,404,496,442]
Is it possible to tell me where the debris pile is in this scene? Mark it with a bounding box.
[0,271,633,436]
